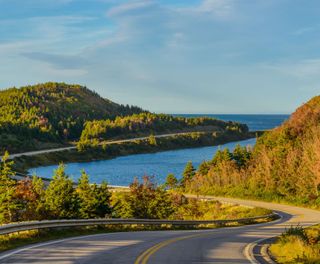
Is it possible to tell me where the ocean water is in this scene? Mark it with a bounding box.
[29,114,289,186]
[174,114,289,131]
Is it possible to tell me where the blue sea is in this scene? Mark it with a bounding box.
[29,114,289,186]
[175,114,289,131]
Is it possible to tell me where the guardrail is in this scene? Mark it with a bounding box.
[0,214,277,236]
[11,172,130,190]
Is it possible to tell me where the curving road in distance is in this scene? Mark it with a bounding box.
[0,196,319,264]
[9,132,220,159]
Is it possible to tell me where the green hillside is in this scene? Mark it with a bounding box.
[78,112,248,149]
[187,95,320,207]
[0,82,144,152]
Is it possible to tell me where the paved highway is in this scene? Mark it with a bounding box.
[9,132,212,159]
[0,197,319,264]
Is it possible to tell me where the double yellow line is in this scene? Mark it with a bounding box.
[134,233,208,264]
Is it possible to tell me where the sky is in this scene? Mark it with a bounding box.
[0,0,320,114]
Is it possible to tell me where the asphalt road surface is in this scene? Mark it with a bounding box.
[9,132,211,159]
[0,197,319,264]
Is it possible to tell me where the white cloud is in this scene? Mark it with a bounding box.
[106,0,154,17]
[2,0,318,113]
[197,0,234,17]
[263,59,320,79]
[176,0,235,20]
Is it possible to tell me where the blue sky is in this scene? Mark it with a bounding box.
[0,0,319,114]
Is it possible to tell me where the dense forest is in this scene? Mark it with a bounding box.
[78,112,248,149]
[0,82,144,153]
[183,95,320,207]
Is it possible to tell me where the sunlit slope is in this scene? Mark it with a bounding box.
[187,95,320,207]
[0,82,144,152]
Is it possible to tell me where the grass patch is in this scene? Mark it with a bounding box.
[270,224,320,263]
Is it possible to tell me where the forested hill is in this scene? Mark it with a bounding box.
[187,95,320,207]
[0,82,145,152]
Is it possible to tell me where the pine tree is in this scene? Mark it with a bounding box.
[165,173,178,189]
[198,161,210,176]
[31,175,46,219]
[92,181,111,218]
[232,144,251,167]
[77,171,111,218]
[45,164,79,219]
[77,170,95,218]
[212,148,232,165]
[181,161,196,187]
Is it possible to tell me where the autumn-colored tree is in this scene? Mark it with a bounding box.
[112,176,174,219]
[14,177,37,221]
[0,152,18,223]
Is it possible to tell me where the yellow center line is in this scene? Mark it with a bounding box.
[134,233,210,264]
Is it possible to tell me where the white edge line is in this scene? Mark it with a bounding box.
[243,214,283,264]
[0,233,110,260]
[0,213,282,261]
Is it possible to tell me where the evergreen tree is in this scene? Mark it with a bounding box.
[77,170,95,218]
[31,175,46,219]
[92,181,111,218]
[212,148,232,165]
[77,171,111,218]
[232,144,251,167]
[165,173,178,189]
[181,161,196,187]
[198,161,210,176]
[112,176,173,219]
[45,164,79,219]
[0,152,18,223]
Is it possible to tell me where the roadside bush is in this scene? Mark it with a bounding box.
[270,225,320,263]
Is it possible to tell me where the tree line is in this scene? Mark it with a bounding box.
[0,152,112,223]
[0,150,267,224]
[78,112,248,149]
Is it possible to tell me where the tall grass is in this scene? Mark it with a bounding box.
[270,225,320,263]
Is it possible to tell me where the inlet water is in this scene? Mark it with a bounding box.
[29,114,289,186]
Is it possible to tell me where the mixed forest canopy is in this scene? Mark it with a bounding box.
[78,112,248,148]
[184,95,320,207]
[0,82,145,153]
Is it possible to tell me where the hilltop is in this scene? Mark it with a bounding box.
[0,82,144,152]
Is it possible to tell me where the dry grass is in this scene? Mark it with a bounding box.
[270,225,320,263]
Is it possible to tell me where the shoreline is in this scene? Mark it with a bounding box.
[13,131,259,174]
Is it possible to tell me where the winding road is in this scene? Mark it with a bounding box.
[0,196,319,264]
[8,132,214,159]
